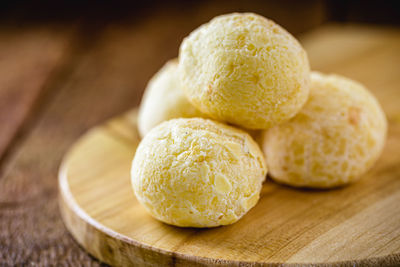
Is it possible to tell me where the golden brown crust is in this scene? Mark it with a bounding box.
[131,118,267,227]
[179,13,310,129]
[261,72,387,188]
[138,59,207,137]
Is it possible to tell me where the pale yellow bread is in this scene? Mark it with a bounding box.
[179,12,310,130]
[138,59,206,137]
[131,118,267,227]
[261,72,387,188]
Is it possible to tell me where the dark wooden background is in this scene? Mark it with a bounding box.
[0,0,399,265]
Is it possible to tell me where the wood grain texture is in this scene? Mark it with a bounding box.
[58,24,400,266]
[0,26,72,161]
[0,17,187,265]
[59,109,400,266]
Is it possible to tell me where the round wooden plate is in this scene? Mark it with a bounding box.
[59,109,400,266]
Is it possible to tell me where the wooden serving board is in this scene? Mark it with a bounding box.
[59,25,400,266]
[59,108,400,266]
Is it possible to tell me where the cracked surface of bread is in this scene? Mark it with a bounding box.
[138,59,206,137]
[131,118,267,227]
[178,13,310,130]
[261,72,387,188]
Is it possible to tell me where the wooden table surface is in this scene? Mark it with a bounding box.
[0,10,399,266]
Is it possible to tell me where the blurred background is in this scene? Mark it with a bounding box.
[2,0,400,28]
[0,0,399,265]
[1,0,399,106]
[1,0,399,107]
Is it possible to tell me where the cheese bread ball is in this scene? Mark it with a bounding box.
[138,59,206,137]
[131,118,267,227]
[179,13,310,130]
[261,72,387,188]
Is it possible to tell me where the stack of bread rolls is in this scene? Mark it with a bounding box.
[132,13,387,227]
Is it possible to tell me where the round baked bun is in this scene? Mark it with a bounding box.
[179,12,310,129]
[138,59,206,137]
[131,118,267,227]
[261,72,387,188]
